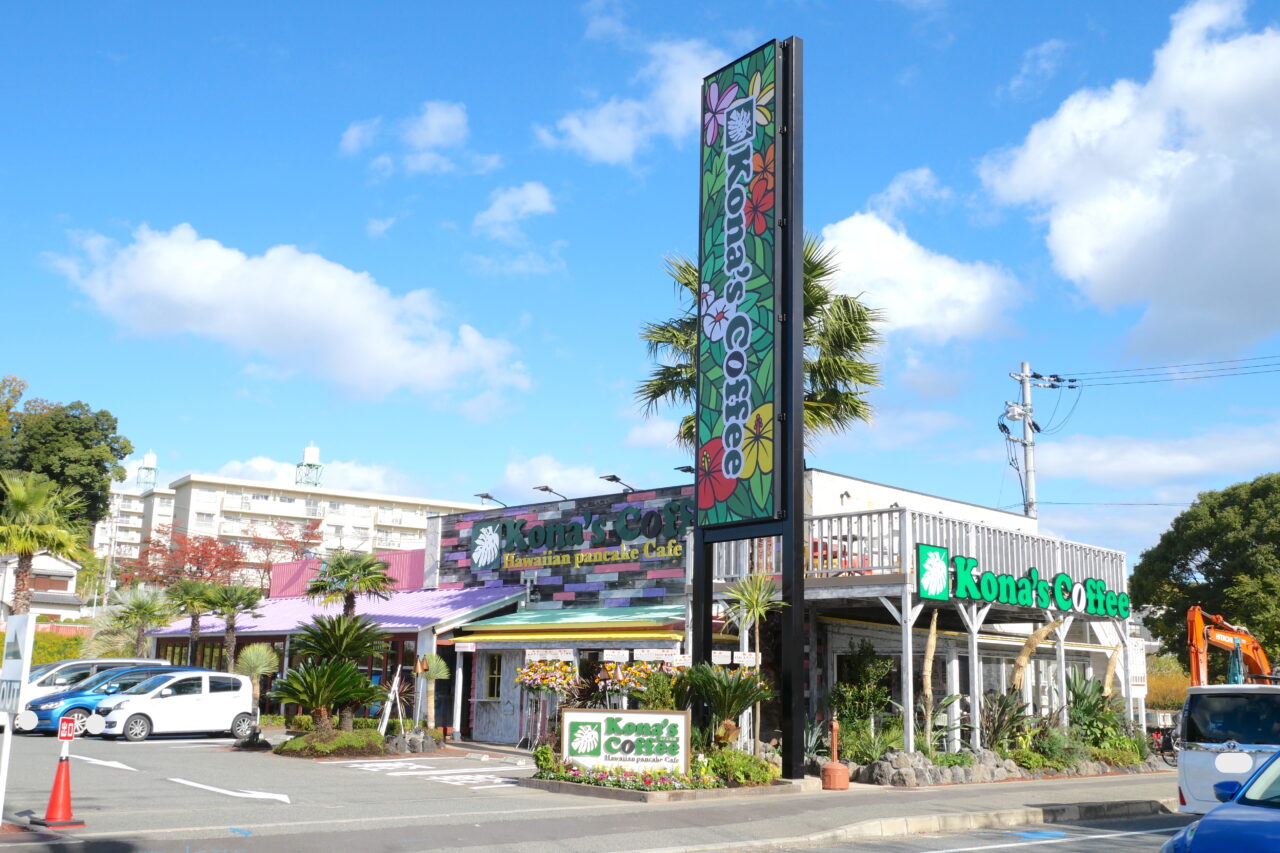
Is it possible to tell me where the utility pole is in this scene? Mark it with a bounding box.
[1006,362,1037,519]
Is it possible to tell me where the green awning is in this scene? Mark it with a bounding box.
[462,604,684,632]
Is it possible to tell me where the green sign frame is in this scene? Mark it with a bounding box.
[695,41,780,528]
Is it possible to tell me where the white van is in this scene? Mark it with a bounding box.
[95,671,254,742]
[1178,683,1280,813]
[25,658,170,703]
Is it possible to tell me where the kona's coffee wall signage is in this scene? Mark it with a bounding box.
[561,709,690,773]
[917,544,1131,618]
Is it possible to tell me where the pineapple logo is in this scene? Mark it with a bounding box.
[568,721,602,757]
[917,544,951,601]
[471,522,503,572]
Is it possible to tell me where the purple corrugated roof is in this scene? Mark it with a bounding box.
[150,585,523,637]
[268,549,426,597]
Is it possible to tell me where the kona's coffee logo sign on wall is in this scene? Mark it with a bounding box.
[561,709,690,773]
[916,544,1131,618]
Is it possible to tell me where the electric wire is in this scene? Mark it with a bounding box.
[1075,366,1280,387]
[1063,354,1280,378]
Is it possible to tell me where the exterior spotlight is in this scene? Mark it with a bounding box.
[674,465,695,474]
[600,474,635,492]
[534,485,567,500]
[474,492,507,507]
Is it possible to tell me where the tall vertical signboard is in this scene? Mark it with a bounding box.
[0,615,37,822]
[693,37,804,780]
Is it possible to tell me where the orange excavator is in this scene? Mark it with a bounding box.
[1187,605,1278,685]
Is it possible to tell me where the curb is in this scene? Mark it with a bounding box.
[635,796,1181,853]
[519,776,821,803]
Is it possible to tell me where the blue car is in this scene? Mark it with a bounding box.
[1162,750,1280,852]
[21,665,200,736]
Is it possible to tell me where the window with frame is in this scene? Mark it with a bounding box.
[209,676,242,693]
[485,654,503,699]
[169,677,204,696]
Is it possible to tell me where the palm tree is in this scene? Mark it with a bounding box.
[269,660,374,737]
[291,614,389,731]
[724,571,787,755]
[205,585,263,672]
[0,471,88,614]
[234,642,281,718]
[306,551,395,618]
[82,610,135,658]
[166,579,214,666]
[415,653,450,731]
[636,235,882,448]
[110,584,176,655]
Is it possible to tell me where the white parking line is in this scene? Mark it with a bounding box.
[923,827,1181,852]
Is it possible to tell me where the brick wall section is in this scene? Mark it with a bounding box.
[438,485,695,610]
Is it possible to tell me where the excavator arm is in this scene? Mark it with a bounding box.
[1188,605,1274,686]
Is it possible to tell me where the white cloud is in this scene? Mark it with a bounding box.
[368,154,394,179]
[1001,39,1067,100]
[53,223,529,398]
[495,454,607,503]
[339,117,381,155]
[821,210,1019,343]
[466,241,567,276]
[1037,419,1280,488]
[582,0,627,41]
[403,101,469,150]
[869,167,951,223]
[982,0,1280,353]
[537,39,728,166]
[470,153,504,174]
[473,182,555,242]
[626,418,679,449]
[217,455,416,494]
[366,217,397,238]
[841,408,963,451]
[403,150,455,174]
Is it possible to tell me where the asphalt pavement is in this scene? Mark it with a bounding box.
[0,732,1182,853]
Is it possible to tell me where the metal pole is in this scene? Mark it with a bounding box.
[452,652,465,742]
[778,35,806,781]
[1020,362,1037,519]
[0,712,12,822]
[901,586,915,754]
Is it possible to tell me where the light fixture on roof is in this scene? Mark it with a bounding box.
[674,465,695,474]
[534,485,567,500]
[474,492,507,507]
[600,474,635,492]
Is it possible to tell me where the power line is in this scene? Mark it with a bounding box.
[1064,354,1280,377]
[1078,366,1280,387]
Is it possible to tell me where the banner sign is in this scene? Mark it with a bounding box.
[696,40,781,528]
[0,615,36,713]
[526,649,574,662]
[733,651,761,666]
[634,649,677,662]
[711,650,733,664]
[454,642,477,653]
[561,709,690,773]
[917,544,1132,617]
[601,649,631,663]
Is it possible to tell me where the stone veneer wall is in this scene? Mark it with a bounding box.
[436,485,695,610]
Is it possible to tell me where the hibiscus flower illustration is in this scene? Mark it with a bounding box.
[752,143,775,193]
[701,296,731,342]
[703,81,740,146]
[747,71,775,126]
[744,178,774,235]
[740,404,774,478]
[697,438,738,509]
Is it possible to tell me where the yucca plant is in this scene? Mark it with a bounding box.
[269,660,378,736]
[234,643,281,717]
[415,653,450,731]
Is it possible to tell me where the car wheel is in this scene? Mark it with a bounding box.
[230,713,254,740]
[64,708,90,736]
[123,715,151,742]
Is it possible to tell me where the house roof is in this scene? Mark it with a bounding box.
[30,591,84,606]
[149,585,525,637]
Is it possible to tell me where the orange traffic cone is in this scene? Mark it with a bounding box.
[29,756,85,829]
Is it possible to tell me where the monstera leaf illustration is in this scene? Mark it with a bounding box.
[920,550,948,597]
[571,724,600,754]
[472,526,501,567]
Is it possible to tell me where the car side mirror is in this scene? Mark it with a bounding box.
[104,685,119,694]
[159,688,174,698]
[53,677,68,686]
[1213,780,1242,802]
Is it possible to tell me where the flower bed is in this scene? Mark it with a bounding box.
[534,765,724,791]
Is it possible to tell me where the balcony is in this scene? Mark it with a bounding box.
[374,512,428,528]
[714,507,1126,595]
[221,496,307,518]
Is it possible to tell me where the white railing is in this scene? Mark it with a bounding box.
[714,507,1126,593]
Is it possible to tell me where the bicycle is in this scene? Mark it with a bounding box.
[1152,727,1179,767]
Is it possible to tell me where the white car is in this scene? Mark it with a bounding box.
[95,671,255,742]
[1178,683,1280,813]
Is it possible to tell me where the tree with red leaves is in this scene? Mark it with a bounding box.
[125,524,246,586]
[242,519,323,591]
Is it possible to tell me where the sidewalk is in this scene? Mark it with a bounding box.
[467,770,1181,853]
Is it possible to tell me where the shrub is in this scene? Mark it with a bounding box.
[285,714,314,731]
[932,751,974,768]
[703,748,779,786]
[1065,671,1124,747]
[274,729,386,758]
[1146,672,1190,710]
[839,719,904,765]
[1009,748,1048,771]
[259,714,286,728]
[0,632,88,666]
[1032,724,1087,768]
[829,641,894,726]
[534,744,558,772]
[981,690,1033,753]
[1090,745,1141,767]
[425,727,444,745]
[634,670,678,711]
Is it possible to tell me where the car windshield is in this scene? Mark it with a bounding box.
[121,674,173,696]
[1185,693,1280,745]
[84,669,162,694]
[1240,757,1280,809]
[27,663,55,681]
[72,669,137,693]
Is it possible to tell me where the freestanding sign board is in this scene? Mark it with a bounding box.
[0,615,38,824]
[58,717,77,741]
[692,36,805,780]
[560,708,690,774]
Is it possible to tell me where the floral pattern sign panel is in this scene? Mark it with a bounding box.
[696,41,779,528]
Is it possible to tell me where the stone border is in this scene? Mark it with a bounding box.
[518,776,820,803]
[636,796,1181,853]
[847,748,1173,787]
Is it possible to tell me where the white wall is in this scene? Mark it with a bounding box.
[807,469,1038,534]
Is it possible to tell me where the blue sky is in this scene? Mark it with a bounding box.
[5,0,1280,564]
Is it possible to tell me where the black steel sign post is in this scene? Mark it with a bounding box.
[692,36,804,780]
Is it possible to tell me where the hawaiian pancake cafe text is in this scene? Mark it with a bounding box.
[503,541,684,570]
